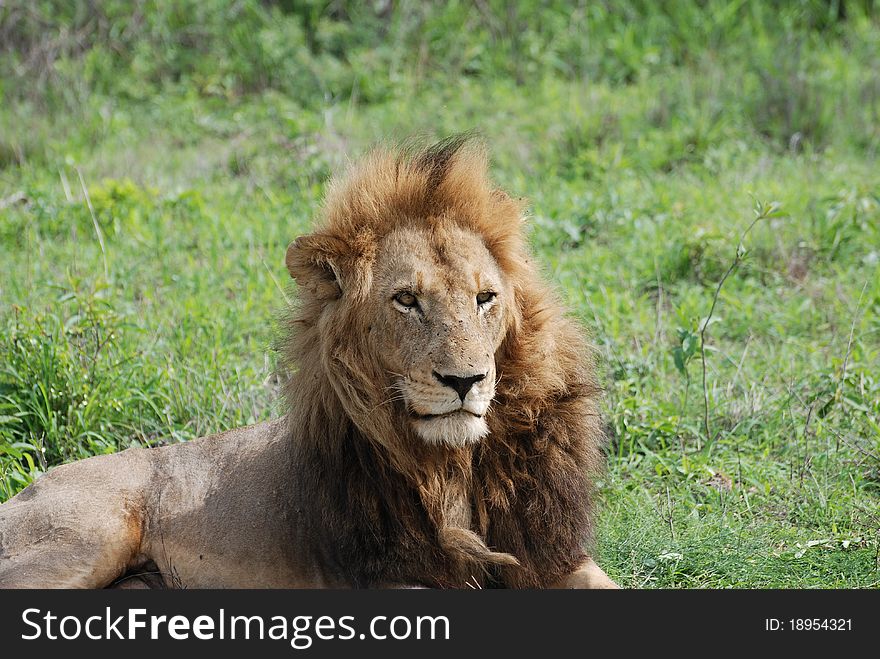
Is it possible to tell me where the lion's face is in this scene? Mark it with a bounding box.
[285,139,531,452]
[369,223,510,446]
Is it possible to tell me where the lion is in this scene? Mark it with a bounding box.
[0,136,617,589]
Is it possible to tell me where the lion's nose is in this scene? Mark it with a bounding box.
[432,371,486,402]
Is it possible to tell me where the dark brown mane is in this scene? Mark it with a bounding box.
[280,136,605,588]
[414,133,473,195]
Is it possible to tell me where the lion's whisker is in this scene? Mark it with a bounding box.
[368,391,411,412]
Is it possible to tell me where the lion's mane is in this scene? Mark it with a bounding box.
[280,136,605,588]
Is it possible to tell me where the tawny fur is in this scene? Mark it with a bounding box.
[0,136,614,589]
[282,136,606,587]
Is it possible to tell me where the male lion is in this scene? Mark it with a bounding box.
[0,136,617,589]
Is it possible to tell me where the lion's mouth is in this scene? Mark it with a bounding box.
[411,409,483,421]
[408,406,491,444]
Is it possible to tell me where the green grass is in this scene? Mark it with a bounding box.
[1,1,878,587]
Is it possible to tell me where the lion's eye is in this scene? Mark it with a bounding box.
[394,291,419,309]
[476,291,497,306]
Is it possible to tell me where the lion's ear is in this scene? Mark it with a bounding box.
[285,233,348,299]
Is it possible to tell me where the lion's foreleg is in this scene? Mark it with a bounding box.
[551,558,620,589]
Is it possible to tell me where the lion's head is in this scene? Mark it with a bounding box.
[284,136,532,453]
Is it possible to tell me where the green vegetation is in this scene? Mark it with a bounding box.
[1,1,878,587]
